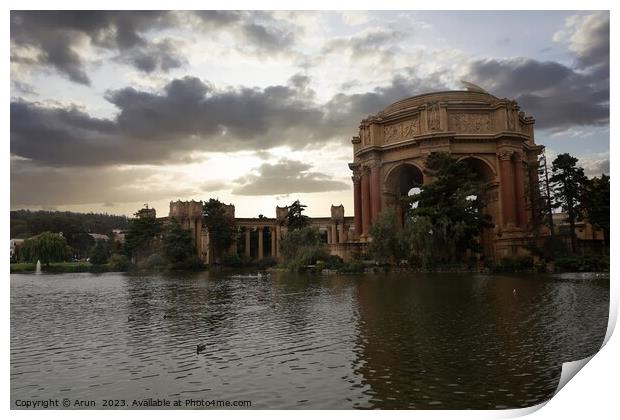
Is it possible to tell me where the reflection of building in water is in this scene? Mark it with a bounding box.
[132,89,562,264]
[351,274,604,409]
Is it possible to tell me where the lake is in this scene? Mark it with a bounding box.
[10,270,609,409]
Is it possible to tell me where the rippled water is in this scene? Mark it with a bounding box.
[11,271,609,409]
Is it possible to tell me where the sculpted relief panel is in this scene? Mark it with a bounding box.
[448,112,492,133]
[383,117,419,143]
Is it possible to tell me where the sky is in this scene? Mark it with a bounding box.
[9,10,610,218]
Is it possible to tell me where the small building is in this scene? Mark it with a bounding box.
[112,229,125,243]
[88,233,109,242]
[551,213,606,253]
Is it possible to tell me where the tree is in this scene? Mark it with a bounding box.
[583,174,610,248]
[89,240,110,265]
[368,208,406,264]
[161,220,198,268]
[287,200,309,230]
[123,215,162,259]
[405,152,493,263]
[549,153,588,253]
[535,151,555,235]
[203,198,234,253]
[20,232,70,265]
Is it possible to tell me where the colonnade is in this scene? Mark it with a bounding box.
[239,225,282,259]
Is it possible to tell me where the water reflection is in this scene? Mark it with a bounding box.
[10,271,608,409]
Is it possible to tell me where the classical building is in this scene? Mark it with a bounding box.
[348,89,543,260]
[136,88,547,264]
[162,201,358,264]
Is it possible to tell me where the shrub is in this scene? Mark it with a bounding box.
[338,260,365,274]
[169,256,204,271]
[108,253,133,272]
[140,253,167,271]
[555,254,609,272]
[280,227,330,271]
[221,253,245,267]
[256,256,278,270]
[491,256,534,273]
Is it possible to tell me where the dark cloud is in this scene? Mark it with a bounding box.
[11,71,451,167]
[240,22,295,54]
[10,11,184,84]
[463,58,608,131]
[555,11,609,72]
[195,10,298,57]
[231,159,349,196]
[117,39,187,73]
[11,10,305,84]
[322,28,407,61]
[324,69,448,129]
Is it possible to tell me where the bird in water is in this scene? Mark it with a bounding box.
[128,315,135,321]
[196,344,207,354]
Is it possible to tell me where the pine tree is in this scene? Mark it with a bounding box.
[549,153,588,253]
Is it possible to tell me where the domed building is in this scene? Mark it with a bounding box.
[348,88,544,260]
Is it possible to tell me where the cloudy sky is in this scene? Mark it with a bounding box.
[10,10,609,217]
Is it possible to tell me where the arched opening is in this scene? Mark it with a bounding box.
[385,163,424,227]
[459,157,495,183]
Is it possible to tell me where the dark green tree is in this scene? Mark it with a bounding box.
[161,220,197,268]
[20,232,70,265]
[583,174,610,248]
[286,200,309,231]
[368,208,406,264]
[89,240,110,265]
[203,198,235,253]
[406,152,493,263]
[123,215,162,258]
[549,153,588,253]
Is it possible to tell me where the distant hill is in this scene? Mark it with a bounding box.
[10,209,129,239]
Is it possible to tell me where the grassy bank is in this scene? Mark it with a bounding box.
[11,261,107,274]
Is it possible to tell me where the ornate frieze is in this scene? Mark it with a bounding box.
[383,117,419,142]
[448,112,491,133]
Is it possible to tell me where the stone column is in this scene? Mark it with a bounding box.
[513,153,526,228]
[498,151,516,227]
[231,227,238,255]
[258,228,264,259]
[361,166,371,236]
[245,229,251,257]
[195,218,202,258]
[370,163,382,222]
[275,225,281,257]
[271,227,276,257]
[338,224,345,243]
[528,161,540,226]
[331,223,338,245]
[352,171,362,237]
[326,227,332,244]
